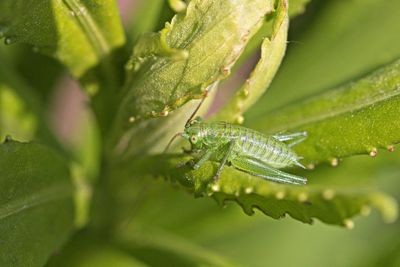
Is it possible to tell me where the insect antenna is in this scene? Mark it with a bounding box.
[164,132,183,152]
[185,90,209,127]
[165,84,213,152]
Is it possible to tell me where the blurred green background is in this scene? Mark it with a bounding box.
[1,0,400,266]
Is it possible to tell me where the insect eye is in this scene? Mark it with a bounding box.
[190,135,198,143]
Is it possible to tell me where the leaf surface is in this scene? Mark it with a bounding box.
[248,59,400,164]
[213,0,288,123]
[232,0,311,69]
[0,51,64,153]
[127,0,167,43]
[112,155,398,227]
[0,0,124,87]
[0,0,126,131]
[0,140,74,267]
[110,0,274,147]
[248,0,400,116]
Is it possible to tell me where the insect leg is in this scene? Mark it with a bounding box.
[230,156,307,185]
[213,141,235,182]
[192,149,214,170]
[273,131,307,147]
[177,149,213,169]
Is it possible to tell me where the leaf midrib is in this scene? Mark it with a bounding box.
[62,0,111,57]
[0,183,72,220]
[264,85,400,132]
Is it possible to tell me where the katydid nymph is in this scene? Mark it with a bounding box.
[165,96,308,185]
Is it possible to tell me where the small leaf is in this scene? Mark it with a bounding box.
[213,0,288,123]
[249,59,400,164]
[112,155,398,227]
[233,0,311,69]
[110,0,274,147]
[0,140,74,267]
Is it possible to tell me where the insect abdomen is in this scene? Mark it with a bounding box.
[237,130,294,168]
[259,137,296,168]
[201,122,299,168]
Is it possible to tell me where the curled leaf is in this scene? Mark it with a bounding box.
[0,140,74,267]
[111,0,274,146]
[213,0,289,123]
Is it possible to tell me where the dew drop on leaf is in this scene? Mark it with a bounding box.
[4,36,16,45]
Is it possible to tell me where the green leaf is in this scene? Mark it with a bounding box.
[232,0,311,69]
[103,150,400,266]
[0,0,126,131]
[213,0,288,123]
[110,0,274,147]
[0,44,63,104]
[248,0,400,116]
[0,84,37,141]
[0,140,74,267]
[47,233,148,267]
[0,0,125,90]
[0,51,63,152]
[108,91,216,160]
[111,155,398,227]
[127,0,167,43]
[248,59,400,164]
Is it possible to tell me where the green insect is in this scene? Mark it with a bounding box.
[166,98,308,185]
